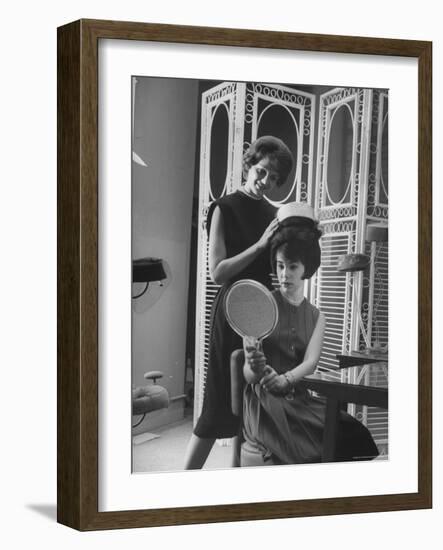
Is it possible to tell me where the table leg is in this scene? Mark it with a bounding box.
[322,397,341,462]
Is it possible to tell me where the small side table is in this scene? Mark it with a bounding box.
[298,351,388,461]
[298,377,388,461]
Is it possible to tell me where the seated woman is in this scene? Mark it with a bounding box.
[240,203,379,466]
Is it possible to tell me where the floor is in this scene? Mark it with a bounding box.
[132,411,233,473]
[132,408,388,473]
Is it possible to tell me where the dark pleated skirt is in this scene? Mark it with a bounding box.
[193,286,242,439]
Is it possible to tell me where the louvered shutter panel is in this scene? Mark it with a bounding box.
[312,231,353,382]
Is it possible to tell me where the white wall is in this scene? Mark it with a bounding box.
[1,1,441,548]
[131,77,198,429]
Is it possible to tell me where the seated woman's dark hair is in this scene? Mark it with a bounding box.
[243,136,294,187]
[270,218,322,279]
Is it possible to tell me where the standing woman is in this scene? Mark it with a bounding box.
[184,136,294,469]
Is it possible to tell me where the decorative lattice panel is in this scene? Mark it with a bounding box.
[194,82,246,420]
[313,87,372,380]
[244,83,316,205]
[314,87,389,452]
[356,89,389,449]
[194,82,316,423]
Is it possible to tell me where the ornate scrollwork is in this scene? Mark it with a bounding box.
[318,205,358,222]
[319,220,355,234]
[204,82,237,104]
[243,82,315,204]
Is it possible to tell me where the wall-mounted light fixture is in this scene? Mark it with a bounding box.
[132,257,167,299]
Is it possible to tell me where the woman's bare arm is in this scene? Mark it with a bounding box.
[286,311,326,383]
[208,206,278,285]
[260,311,326,394]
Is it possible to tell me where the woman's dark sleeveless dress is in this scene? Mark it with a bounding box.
[242,291,379,464]
[193,190,276,439]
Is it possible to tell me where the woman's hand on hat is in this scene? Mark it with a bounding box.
[256,218,279,251]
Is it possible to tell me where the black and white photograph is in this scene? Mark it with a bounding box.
[131,76,389,473]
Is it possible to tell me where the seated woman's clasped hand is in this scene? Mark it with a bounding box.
[260,366,290,395]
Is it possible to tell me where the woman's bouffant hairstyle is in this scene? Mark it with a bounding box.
[243,136,294,187]
[270,218,322,280]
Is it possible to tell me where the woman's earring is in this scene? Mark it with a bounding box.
[242,162,250,182]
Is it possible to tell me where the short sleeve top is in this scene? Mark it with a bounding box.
[206,190,276,287]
